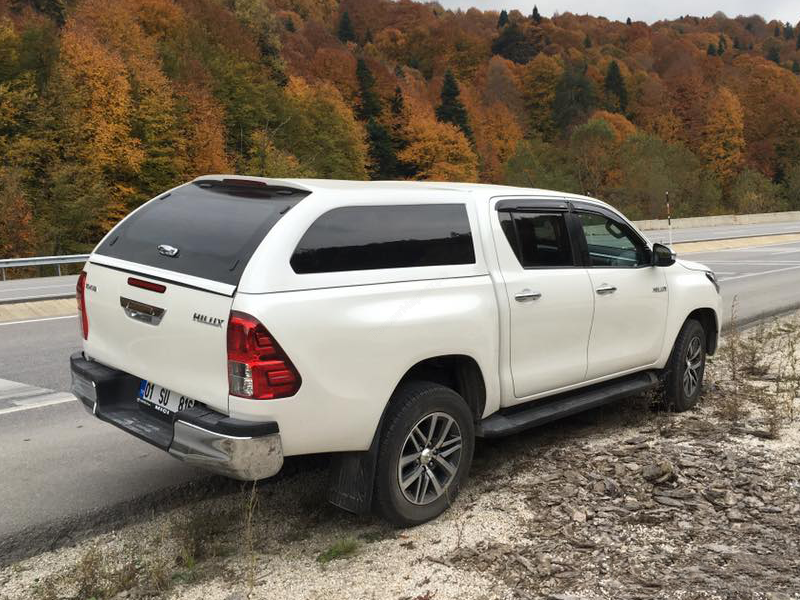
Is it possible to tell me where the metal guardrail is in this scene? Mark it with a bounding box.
[0,254,89,280]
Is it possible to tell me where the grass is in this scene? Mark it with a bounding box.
[316,538,360,564]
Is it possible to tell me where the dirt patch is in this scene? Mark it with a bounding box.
[2,317,800,600]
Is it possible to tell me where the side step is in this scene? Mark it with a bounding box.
[476,371,660,438]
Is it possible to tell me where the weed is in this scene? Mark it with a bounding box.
[34,545,137,600]
[171,501,237,567]
[244,481,259,592]
[316,538,360,564]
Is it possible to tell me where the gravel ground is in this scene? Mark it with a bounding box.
[2,317,800,600]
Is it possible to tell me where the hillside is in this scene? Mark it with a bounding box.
[1,0,800,255]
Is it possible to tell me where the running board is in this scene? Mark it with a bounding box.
[476,371,660,438]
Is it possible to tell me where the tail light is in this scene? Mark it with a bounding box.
[227,311,301,399]
[76,271,89,340]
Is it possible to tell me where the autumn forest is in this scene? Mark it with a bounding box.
[1,0,800,256]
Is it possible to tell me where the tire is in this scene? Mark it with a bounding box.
[662,319,707,412]
[374,381,475,527]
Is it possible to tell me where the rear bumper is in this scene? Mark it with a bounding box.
[70,352,283,481]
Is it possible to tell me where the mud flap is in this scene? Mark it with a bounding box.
[327,430,380,515]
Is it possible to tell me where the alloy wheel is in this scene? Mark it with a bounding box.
[682,336,703,398]
[397,412,462,505]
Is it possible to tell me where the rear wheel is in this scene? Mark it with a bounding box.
[374,381,474,526]
[663,319,706,412]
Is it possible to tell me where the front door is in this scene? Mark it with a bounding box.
[574,209,669,379]
[492,200,595,402]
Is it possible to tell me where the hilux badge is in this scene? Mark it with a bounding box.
[158,244,179,257]
[193,312,225,328]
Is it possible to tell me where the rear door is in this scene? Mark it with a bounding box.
[82,179,306,413]
[572,206,668,379]
[491,198,594,402]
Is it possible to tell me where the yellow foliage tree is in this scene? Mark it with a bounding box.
[590,110,637,142]
[398,112,478,182]
[698,87,745,183]
[520,53,563,139]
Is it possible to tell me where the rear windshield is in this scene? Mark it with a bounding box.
[95,180,307,285]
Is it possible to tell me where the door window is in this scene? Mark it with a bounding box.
[499,211,574,268]
[578,212,648,267]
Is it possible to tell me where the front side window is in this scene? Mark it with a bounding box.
[578,212,648,267]
[290,204,475,274]
[499,211,574,268]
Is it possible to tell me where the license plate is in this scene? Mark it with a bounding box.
[137,380,196,415]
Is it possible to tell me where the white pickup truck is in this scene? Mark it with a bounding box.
[71,177,722,525]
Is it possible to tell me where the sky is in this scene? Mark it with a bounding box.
[437,0,799,25]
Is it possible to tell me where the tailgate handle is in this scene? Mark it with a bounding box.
[120,297,166,326]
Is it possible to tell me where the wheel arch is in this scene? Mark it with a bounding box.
[392,354,487,422]
[686,307,719,355]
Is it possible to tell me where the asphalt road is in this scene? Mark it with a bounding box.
[0,274,78,302]
[1,224,800,564]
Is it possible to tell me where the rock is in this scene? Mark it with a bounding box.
[642,460,674,482]
[571,508,587,523]
[654,495,684,508]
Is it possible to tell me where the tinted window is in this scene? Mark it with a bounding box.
[291,204,475,274]
[499,211,574,268]
[95,180,307,285]
[578,212,648,267]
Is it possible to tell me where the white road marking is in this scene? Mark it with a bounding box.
[0,315,78,327]
[0,377,76,415]
[0,396,76,415]
[719,265,800,282]
[698,260,800,265]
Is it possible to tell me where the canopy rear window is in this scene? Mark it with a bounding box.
[95,180,307,285]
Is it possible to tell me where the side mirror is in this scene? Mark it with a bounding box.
[652,243,676,267]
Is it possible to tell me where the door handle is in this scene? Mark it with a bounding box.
[515,289,542,302]
[595,284,617,295]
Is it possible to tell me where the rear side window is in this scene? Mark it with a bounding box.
[290,204,475,274]
[95,180,307,285]
[499,211,574,268]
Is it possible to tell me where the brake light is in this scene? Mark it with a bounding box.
[128,277,166,293]
[226,311,301,399]
[76,271,88,340]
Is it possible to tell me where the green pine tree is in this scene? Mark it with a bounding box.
[366,118,397,179]
[435,69,473,141]
[337,11,356,43]
[707,43,717,56]
[285,17,295,32]
[497,9,509,28]
[784,22,794,40]
[356,58,381,120]
[733,37,741,50]
[792,59,800,74]
[390,86,404,116]
[767,46,780,63]
[626,17,632,25]
[531,5,542,24]
[604,60,627,112]
[583,34,592,48]
[717,34,726,55]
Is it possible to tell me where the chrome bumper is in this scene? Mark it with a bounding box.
[70,352,283,481]
[169,420,283,481]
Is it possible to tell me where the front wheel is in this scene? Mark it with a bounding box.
[663,319,707,411]
[374,381,475,526]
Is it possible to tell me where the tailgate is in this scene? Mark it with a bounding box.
[82,261,233,413]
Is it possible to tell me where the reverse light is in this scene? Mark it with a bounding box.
[226,311,301,399]
[76,271,89,340]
